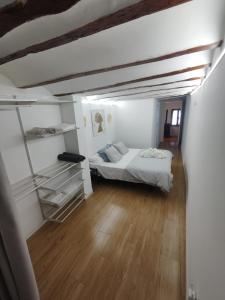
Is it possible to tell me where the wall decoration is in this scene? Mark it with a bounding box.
[91,109,105,136]
[107,113,112,124]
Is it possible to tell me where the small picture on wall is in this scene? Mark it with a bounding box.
[91,109,105,136]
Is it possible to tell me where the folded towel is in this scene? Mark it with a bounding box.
[26,126,62,137]
[58,152,86,163]
[140,148,168,159]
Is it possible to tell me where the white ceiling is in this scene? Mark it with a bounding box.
[0,0,141,57]
[0,0,225,101]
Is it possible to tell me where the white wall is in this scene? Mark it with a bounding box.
[159,99,183,142]
[82,101,116,156]
[114,99,159,149]
[182,54,225,300]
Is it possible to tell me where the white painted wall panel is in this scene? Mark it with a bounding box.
[82,101,116,156]
[114,99,159,149]
[19,105,66,172]
[182,54,225,300]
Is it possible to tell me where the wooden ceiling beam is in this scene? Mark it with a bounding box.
[96,85,197,100]
[0,0,191,65]
[54,64,208,97]
[0,0,81,38]
[92,77,203,96]
[109,90,190,99]
[96,91,189,101]
[20,41,222,88]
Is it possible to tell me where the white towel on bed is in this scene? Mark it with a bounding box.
[140,148,168,159]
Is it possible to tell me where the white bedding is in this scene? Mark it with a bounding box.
[90,148,173,192]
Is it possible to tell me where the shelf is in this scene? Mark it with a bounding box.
[0,98,76,106]
[43,189,85,223]
[39,180,84,208]
[12,161,81,202]
[38,169,83,193]
[36,100,77,105]
[0,99,37,105]
[25,123,78,140]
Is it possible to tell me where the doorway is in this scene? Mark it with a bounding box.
[159,98,185,148]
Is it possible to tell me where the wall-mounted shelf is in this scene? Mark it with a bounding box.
[38,169,83,193]
[36,100,77,105]
[44,190,85,223]
[12,161,81,202]
[0,99,37,105]
[25,123,79,140]
[39,180,83,208]
[0,98,76,107]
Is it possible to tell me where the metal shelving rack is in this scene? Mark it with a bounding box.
[1,97,86,223]
[12,161,85,223]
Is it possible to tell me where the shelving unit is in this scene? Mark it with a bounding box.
[12,159,85,223]
[1,96,91,225]
[38,170,84,222]
[0,94,92,237]
[12,161,80,201]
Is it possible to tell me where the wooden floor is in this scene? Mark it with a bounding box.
[28,147,186,300]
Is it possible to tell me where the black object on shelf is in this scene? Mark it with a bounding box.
[58,152,85,163]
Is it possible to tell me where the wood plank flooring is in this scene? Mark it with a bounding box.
[28,148,186,300]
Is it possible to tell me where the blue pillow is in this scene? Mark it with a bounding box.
[98,144,112,162]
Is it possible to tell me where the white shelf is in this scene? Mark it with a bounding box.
[39,181,83,208]
[36,100,77,105]
[42,189,85,223]
[12,161,81,202]
[0,98,76,106]
[25,124,78,140]
[0,99,37,105]
[39,169,83,192]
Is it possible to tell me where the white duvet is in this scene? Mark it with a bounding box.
[90,148,173,192]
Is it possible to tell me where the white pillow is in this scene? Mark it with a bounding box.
[89,154,104,163]
[113,142,129,155]
[105,146,122,163]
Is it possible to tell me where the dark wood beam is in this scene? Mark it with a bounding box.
[0,0,27,14]
[96,85,197,100]
[0,0,191,65]
[20,41,222,88]
[93,77,203,96]
[112,90,189,99]
[148,93,188,100]
[55,64,208,97]
[0,0,81,38]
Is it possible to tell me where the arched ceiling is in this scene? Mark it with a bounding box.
[0,0,225,101]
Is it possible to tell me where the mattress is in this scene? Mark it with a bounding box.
[90,148,173,192]
[90,149,140,182]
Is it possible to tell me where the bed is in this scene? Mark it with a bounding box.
[90,148,173,192]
